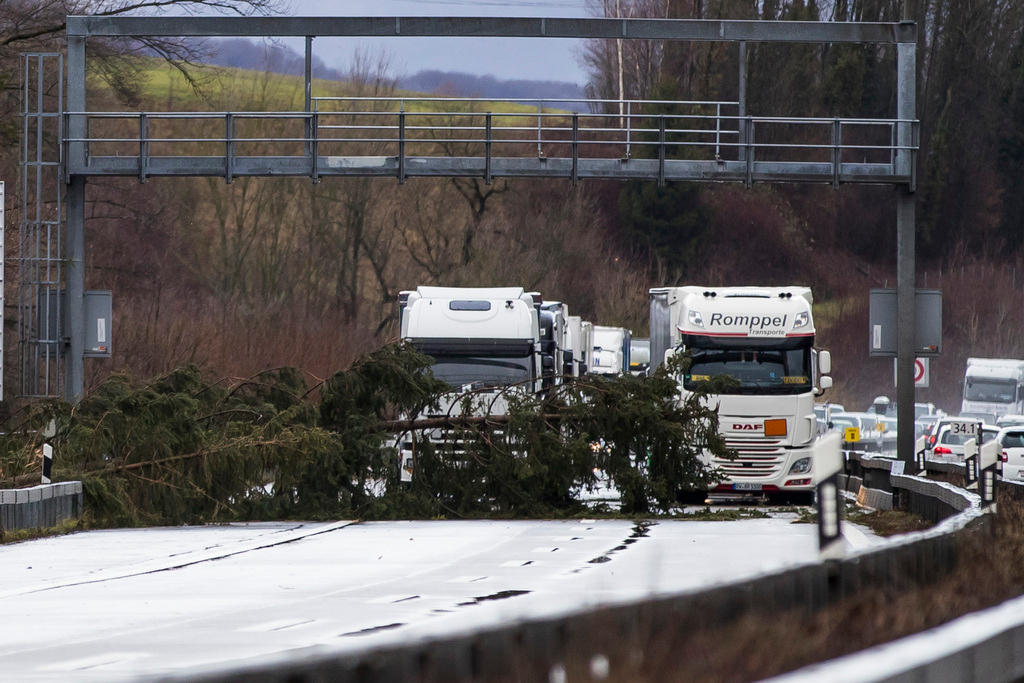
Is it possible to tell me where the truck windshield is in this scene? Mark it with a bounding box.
[964,379,1016,403]
[427,355,533,388]
[684,347,812,394]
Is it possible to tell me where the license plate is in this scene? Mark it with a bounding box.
[733,482,762,491]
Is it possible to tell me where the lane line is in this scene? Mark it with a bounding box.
[0,520,359,600]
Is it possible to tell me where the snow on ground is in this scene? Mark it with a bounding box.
[0,515,878,680]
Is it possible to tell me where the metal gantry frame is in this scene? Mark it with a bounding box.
[54,14,920,465]
[19,53,64,399]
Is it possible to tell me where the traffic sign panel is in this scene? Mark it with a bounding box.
[893,357,929,387]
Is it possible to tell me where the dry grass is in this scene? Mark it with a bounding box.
[847,508,935,536]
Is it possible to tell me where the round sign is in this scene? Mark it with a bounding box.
[913,358,926,383]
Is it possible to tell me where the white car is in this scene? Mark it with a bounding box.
[930,423,1000,461]
[996,414,1024,428]
[998,427,1024,481]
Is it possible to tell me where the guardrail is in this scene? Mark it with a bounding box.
[772,479,1024,683]
[64,97,918,186]
[175,450,985,683]
[0,482,83,533]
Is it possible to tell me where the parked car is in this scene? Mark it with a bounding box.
[960,411,998,426]
[930,423,1000,461]
[915,402,941,419]
[998,426,1024,481]
[915,415,943,438]
[924,416,978,452]
[832,411,892,442]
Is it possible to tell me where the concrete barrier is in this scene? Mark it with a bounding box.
[0,482,83,532]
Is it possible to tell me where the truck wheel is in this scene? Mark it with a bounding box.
[677,490,709,505]
[773,491,815,506]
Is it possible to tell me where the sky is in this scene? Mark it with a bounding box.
[272,0,595,84]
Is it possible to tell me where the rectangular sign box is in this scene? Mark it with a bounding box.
[868,288,942,357]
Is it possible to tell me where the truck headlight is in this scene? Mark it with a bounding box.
[688,310,704,328]
[793,311,809,329]
[789,457,812,474]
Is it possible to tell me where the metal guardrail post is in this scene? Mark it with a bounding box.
[831,118,840,188]
[398,110,406,184]
[310,112,319,183]
[485,113,492,185]
[571,113,578,185]
[745,117,754,188]
[715,102,722,160]
[225,113,234,184]
[536,102,543,157]
[138,113,148,183]
[625,101,631,159]
[911,120,919,192]
[658,116,666,187]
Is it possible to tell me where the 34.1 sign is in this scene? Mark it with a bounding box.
[949,421,979,437]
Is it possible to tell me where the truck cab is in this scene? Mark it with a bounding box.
[396,286,545,481]
[650,286,833,501]
[400,286,543,394]
[961,358,1024,420]
[590,325,632,376]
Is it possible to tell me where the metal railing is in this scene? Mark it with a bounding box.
[63,97,919,187]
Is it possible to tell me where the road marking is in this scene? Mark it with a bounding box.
[0,520,359,600]
[39,652,146,672]
[238,618,316,633]
[445,575,489,583]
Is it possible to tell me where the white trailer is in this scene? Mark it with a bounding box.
[649,286,833,502]
[961,358,1024,419]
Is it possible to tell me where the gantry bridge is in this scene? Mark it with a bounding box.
[20,13,921,467]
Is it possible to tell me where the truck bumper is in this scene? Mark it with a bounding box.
[709,444,818,493]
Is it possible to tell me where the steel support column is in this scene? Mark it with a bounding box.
[65,36,86,402]
[895,11,917,468]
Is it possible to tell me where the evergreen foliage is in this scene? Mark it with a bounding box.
[0,345,728,526]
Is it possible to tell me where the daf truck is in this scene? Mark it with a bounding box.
[649,286,833,502]
[961,358,1024,420]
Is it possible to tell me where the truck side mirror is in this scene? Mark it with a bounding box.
[818,350,832,375]
[819,376,833,392]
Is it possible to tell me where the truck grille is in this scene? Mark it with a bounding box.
[715,437,787,479]
[400,424,509,458]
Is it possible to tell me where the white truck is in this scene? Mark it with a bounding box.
[590,325,631,376]
[564,315,585,377]
[961,358,1024,420]
[649,286,833,502]
[396,286,546,480]
[540,301,571,386]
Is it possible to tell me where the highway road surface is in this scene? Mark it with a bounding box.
[0,514,878,680]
